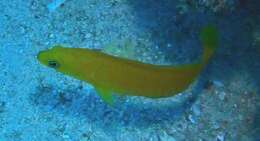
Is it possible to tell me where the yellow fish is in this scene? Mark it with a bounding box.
[37,25,218,105]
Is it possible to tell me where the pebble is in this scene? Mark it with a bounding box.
[216,133,225,141]
[160,131,176,141]
[218,91,226,101]
[188,114,196,124]
[212,122,220,129]
[166,43,172,47]
[191,104,201,116]
[48,33,54,39]
[62,133,70,139]
[0,101,6,113]
[20,26,26,34]
[30,1,37,10]
[47,0,66,12]
[213,80,224,88]
[85,33,92,39]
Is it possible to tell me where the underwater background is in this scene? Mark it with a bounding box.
[0,0,259,140]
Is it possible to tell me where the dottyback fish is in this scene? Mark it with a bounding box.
[37,25,218,105]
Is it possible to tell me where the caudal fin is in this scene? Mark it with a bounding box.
[200,25,219,64]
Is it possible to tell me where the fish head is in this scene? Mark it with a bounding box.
[37,45,69,71]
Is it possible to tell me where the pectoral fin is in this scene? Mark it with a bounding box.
[95,87,114,105]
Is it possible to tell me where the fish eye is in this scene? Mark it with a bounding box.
[47,60,60,69]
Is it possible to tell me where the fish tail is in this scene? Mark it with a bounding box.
[200,25,219,65]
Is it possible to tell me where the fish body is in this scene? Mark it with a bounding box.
[37,25,218,104]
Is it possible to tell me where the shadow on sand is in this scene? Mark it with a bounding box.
[32,0,259,138]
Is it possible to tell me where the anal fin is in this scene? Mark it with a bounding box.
[95,87,114,105]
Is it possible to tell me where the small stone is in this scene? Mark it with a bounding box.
[62,134,70,139]
[48,33,54,38]
[212,122,220,129]
[85,33,92,39]
[18,49,24,54]
[213,80,224,88]
[188,114,196,124]
[216,133,225,141]
[47,0,66,12]
[218,91,226,100]
[204,80,214,90]
[30,1,37,10]
[191,104,201,116]
[20,26,26,34]
[160,131,176,141]
[0,101,6,113]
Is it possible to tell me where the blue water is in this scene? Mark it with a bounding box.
[0,0,259,140]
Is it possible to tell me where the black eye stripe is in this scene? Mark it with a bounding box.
[47,60,60,68]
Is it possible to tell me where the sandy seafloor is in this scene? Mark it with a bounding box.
[0,0,259,141]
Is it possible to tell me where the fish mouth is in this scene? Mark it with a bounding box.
[37,51,44,61]
[37,50,49,66]
[37,51,42,60]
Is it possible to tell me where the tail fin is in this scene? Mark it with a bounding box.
[200,25,218,65]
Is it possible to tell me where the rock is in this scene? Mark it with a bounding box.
[62,133,70,140]
[85,33,92,39]
[218,91,226,101]
[160,131,176,141]
[191,104,201,116]
[213,80,224,88]
[216,133,225,141]
[0,101,6,113]
[47,0,66,12]
[188,114,196,124]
